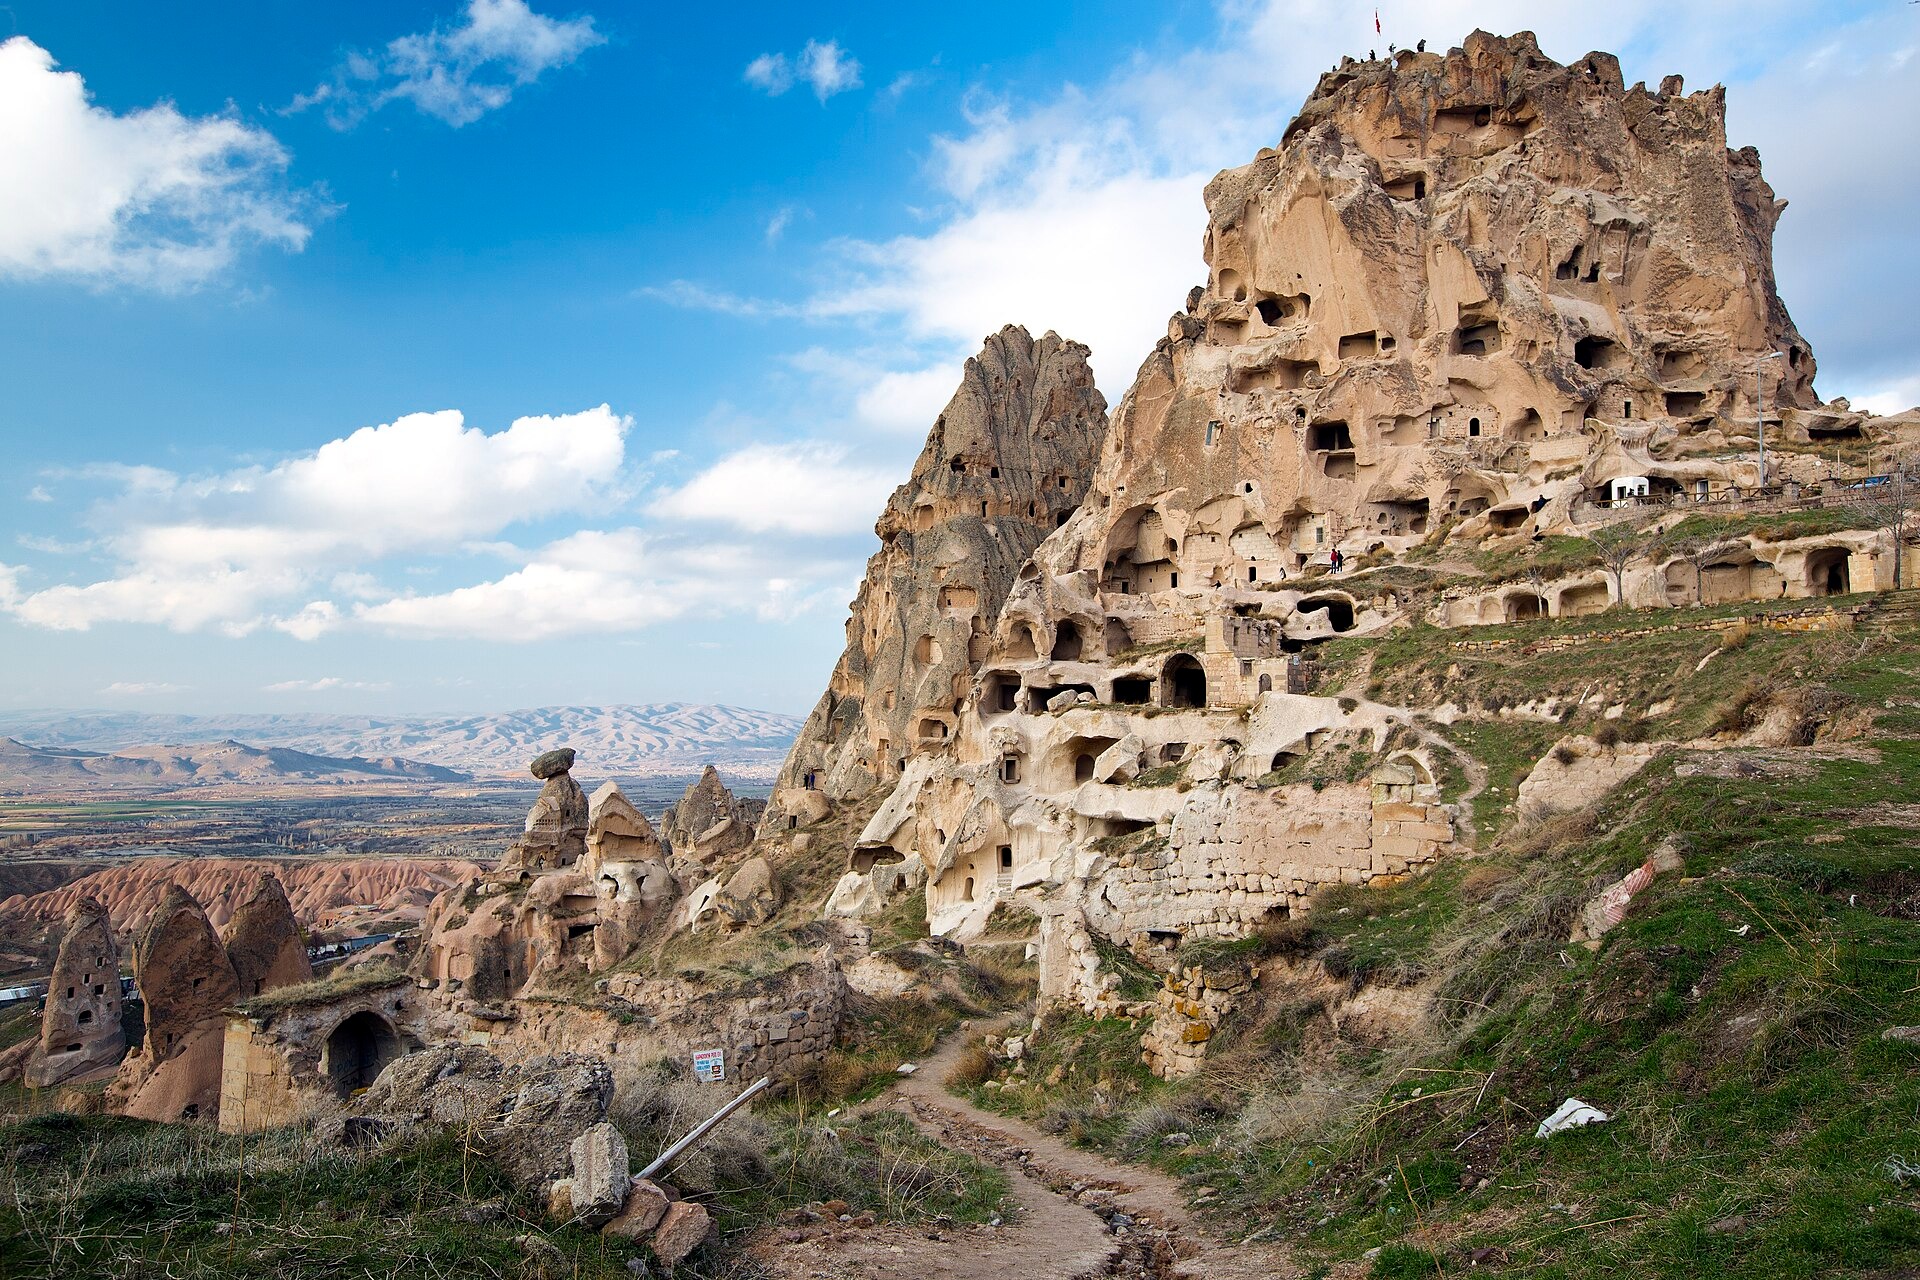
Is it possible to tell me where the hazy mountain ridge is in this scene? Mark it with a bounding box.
[0,737,467,792]
[0,703,802,780]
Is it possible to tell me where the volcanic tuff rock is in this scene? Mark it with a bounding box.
[110,884,239,1121]
[24,896,123,1088]
[505,748,589,871]
[350,1044,615,1190]
[222,872,313,998]
[807,32,1880,1060]
[759,324,1110,837]
[660,765,762,871]
[0,856,483,955]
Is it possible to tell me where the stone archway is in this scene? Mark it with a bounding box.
[323,1010,402,1098]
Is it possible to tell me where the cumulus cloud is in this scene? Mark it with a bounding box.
[0,405,629,634]
[655,442,897,536]
[743,39,862,101]
[290,0,603,128]
[99,681,185,695]
[1853,376,1920,418]
[25,487,52,503]
[355,527,857,640]
[855,366,961,434]
[0,36,311,288]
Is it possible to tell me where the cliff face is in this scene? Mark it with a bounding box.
[758,324,1109,834]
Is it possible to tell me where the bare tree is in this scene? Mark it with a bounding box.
[1659,531,1739,606]
[1584,524,1649,608]
[1842,468,1913,589]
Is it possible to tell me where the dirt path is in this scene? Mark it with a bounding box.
[747,1022,1298,1279]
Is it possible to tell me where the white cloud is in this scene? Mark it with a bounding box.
[1853,376,1920,418]
[100,681,185,695]
[26,486,52,503]
[856,366,959,434]
[263,676,392,692]
[274,600,340,641]
[655,442,897,535]
[0,405,629,633]
[743,39,862,101]
[292,0,603,128]
[0,37,310,289]
[355,527,857,640]
[743,53,792,95]
[765,206,795,244]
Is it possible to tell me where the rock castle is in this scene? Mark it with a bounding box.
[15,27,1917,1182]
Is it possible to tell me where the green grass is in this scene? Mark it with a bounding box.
[238,962,407,1015]
[955,595,1920,1277]
[0,1115,647,1279]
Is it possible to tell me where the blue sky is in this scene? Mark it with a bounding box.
[1,1,1915,718]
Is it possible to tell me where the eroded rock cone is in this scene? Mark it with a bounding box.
[109,883,238,1121]
[26,895,123,1088]
[222,871,312,999]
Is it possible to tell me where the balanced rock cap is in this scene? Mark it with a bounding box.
[530,748,576,779]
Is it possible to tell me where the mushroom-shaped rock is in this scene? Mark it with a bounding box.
[530,747,576,779]
[586,781,665,866]
[516,753,589,870]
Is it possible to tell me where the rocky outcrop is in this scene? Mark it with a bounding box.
[24,896,124,1088]
[815,31,1877,1009]
[758,325,1109,837]
[504,748,589,871]
[582,781,678,965]
[109,884,240,1121]
[660,765,760,872]
[222,872,313,998]
[350,1043,614,1190]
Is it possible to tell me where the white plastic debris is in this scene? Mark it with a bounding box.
[1535,1098,1609,1138]
[896,1062,918,1075]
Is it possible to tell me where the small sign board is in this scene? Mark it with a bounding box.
[691,1048,726,1083]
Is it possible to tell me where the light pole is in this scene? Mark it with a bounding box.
[1756,351,1784,488]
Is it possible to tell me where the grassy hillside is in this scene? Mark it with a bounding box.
[967,590,1920,1277]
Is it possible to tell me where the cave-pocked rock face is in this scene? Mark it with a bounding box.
[758,324,1110,836]
[809,32,1852,1027]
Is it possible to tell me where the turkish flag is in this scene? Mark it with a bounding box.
[1375,10,1382,33]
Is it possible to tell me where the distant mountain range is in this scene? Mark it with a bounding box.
[0,703,802,781]
[0,737,466,792]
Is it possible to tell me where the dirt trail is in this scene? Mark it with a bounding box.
[748,1021,1298,1279]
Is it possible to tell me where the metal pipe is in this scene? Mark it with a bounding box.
[637,1075,773,1182]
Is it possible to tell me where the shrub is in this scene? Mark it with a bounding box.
[1593,721,1621,748]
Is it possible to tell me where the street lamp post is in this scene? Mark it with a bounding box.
[1756,351,1784,488]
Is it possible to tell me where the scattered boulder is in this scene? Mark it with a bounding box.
[714,856,779,928]
[351,1044,614,1190]
[650,1199,713,1267]
[602,1178,670,1239]
[569,1121,632,1225]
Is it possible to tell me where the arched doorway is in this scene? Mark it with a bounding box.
[324,1011,402,1097]
[1163,654,1207,708]
[1806,548,1850,597]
